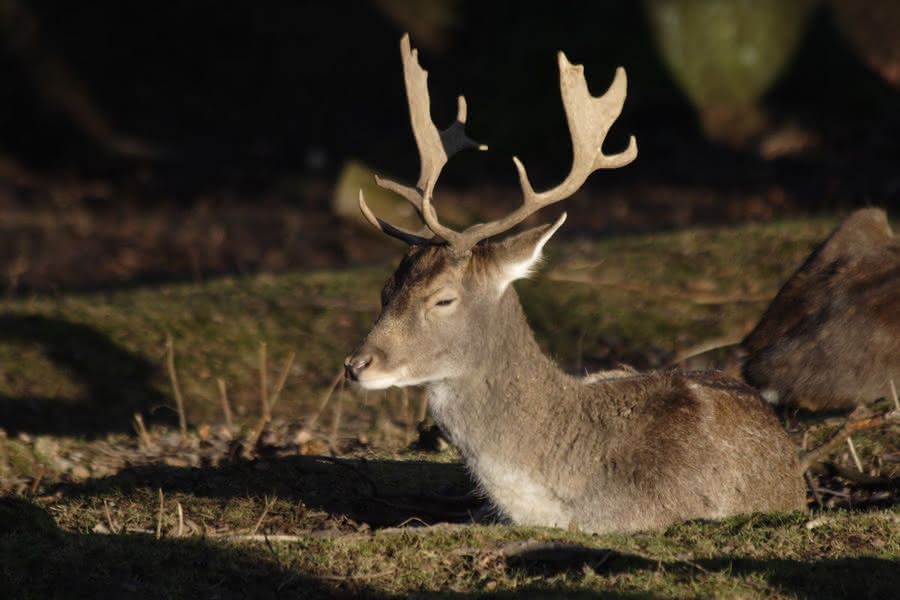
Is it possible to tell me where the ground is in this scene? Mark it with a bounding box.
[1,200,898,598]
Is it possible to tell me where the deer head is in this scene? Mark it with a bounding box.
[345,34,637,390]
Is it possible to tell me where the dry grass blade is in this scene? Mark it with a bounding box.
[249,495,277,537]
[175,501,184,537]
[668,336,742,366]
[132,413,152,447]
[103,499,119,534]
[165,332,188,436]
[259,342,270,422]
[305,368,345,433]
[244,351,296,457]
[217,378,233,431]
[891,379,899,411]
[846,437,864,472]
[268,351,295,412]
[156,488,164,539]
[329,376,345,449]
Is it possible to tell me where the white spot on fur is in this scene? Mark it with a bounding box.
[583,366,639,384]
[496,213,567,294]
[761,388,780,404]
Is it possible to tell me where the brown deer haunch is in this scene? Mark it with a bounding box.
[346,34,805,534]
[743,208,900,411]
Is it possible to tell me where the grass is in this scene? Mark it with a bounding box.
[2,215,899,598]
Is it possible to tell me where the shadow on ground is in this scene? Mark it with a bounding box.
[0,314,172,437]
[0,496,365,599]
[4,494,898,599]
[55,453,483,528]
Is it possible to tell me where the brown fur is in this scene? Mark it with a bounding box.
[347,225,805,534]
[742,208,900,411]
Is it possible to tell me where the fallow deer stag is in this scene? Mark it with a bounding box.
[345,34,805,534]
[743,208,900,412]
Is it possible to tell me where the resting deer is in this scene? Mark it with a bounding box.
[345,34,805,534]
[743,208,900,412]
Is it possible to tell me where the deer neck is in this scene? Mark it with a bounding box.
[425,286,575,451]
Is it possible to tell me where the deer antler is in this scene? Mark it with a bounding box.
[362,35,636,253]
[443,53,637,252]
[358,34,486,244]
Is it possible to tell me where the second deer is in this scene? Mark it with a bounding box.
[743,207,900,411]
[345,35,806,534]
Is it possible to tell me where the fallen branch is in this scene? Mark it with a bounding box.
[249,495,277,537]
[800,410,900,471]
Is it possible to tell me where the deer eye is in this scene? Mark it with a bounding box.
[435,297,456,307]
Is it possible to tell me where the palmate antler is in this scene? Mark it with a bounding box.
[360,34,637,254]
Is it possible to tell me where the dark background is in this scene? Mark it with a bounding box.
[1,0,898,290]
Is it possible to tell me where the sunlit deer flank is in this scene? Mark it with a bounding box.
[345,34,805,534]
[743,208,900,412]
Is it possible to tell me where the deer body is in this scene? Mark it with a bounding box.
[346,34,805,534]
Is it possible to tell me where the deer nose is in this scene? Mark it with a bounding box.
[344,354,373,381]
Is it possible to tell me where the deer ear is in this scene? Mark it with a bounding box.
[492,212,566,293]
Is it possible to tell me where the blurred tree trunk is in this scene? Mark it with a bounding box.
[644,0,818,145]
[0,0,156,157]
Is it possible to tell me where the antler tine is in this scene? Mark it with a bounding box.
[358,189,433,245]
[451,53,637,253]
[368,34,487,244]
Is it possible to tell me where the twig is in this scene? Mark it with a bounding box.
[891,379,899,412]
[132,413,152,447]
[804,471,824,509]
[668,336,742,366]
[312,568,396,582]
[165,332,188,436]
[329,376,345,448]
[268,351,295,412]
[217,378,233,431]
[225,534,309,543]
[30,464,45,495]
[103,499,119,534]
[846,437,864,473]
[825,462,899,486]
[305,368,345,433]
[259,342,269,422]
[800,410,900,470]
[244,351,297,457]
[156,488,164,539]
[249,495,277,537]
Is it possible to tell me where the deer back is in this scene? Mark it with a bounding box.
[742,208,900,410]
